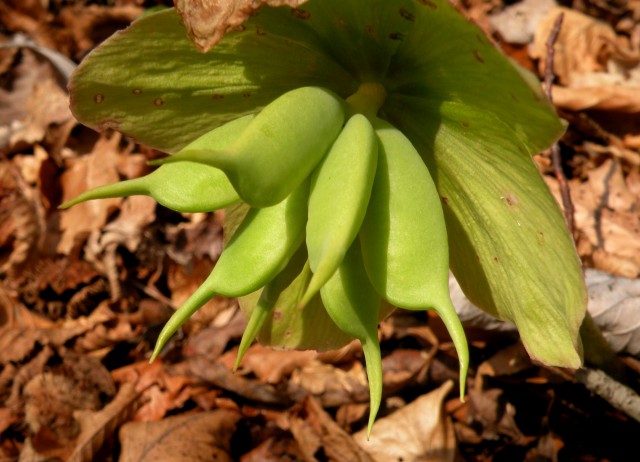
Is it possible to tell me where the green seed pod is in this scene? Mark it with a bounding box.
[59,115,253,212]
[360,118,468,397]
[234,244,308,371]
[302,113,378,307]
[151,87,346,207]
[320,240,382,438]
[151,181,309,361]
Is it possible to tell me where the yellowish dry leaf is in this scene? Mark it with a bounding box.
[175,0,309,52]
[355,381,457,462]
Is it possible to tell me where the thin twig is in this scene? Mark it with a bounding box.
[544,13,576,237]
[576,368,640,423]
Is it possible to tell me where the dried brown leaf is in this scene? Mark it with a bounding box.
[58,134,124,254]
[466,387,532,445]
[290,360,370,408]
[289,395,375,462]
[551,84,640,112]
[238,345,317,383]
[530,7,620,86]
[112,360,195,422]
[553,160,640,277]
[185,354,300,405]
[354,381,457,462]
[118,409,240,462]
[0,161,46,275]
[68,383,140,462]
[175,0,309,52]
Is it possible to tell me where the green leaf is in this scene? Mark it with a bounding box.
[383,0,585,367]
[70,7,356,154]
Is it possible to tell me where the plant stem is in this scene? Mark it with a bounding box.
[346,82,387,120]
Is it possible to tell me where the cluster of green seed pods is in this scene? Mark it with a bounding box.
[65,0,588,439]
[62,84,469,435]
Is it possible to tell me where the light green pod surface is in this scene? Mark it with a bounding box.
[208,180,309,297]
[155,87,346,207]
[360,118,468,396]
[302,113,378,306]
[320,241,382,437]
[360,118,449,308]
[234,245,308,370]
[150,181,309,361]
[61,115,254,212]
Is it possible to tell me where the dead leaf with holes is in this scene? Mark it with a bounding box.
[118,409,241,462]
[175,0,309,52]
[354,381,458,462]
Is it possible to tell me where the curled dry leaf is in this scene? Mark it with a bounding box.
[58,133,124,254]
[290,360,370,408]
[354,381,457,462]
[68,382,140,462]
[236,344,316,383]
[0,161,45,275]
[118,410,241,462]
[551,160,640,278]
[288,395,374,462]
[175,0,309,52]
[530,7,621,86]
[530,7,640,112]
[489,0,557,45]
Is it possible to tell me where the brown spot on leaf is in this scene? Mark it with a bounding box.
[389,32,404,41]
[273,310,282,321]
[399,8,415,22]
[94,94,104,104]
[132,89,142,95]
[442,196,450,206]
[493,256,499,263]
[291,8,310,20]
[473,50,485,63]
[255,26,265,36]
[212,94,224,100]
[366,25,376,37]
[462,121,470,128]
[418,0,437,8]
[537,231,545,245]
[503,193,519,207]
[242,92,252,98]
[97,119,120,131]
[153,98,164,107]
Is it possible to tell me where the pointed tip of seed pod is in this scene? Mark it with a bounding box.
[149,349,160,364]
[361,335,382,441]
[432,298,469,405]
[459,359,468,403]
[58,178,149,209]
[297,271,326,309]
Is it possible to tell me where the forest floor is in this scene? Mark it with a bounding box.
[1,0,640,461]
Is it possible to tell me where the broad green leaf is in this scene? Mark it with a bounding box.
[70,7,356,154]
[383,0,585,367]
